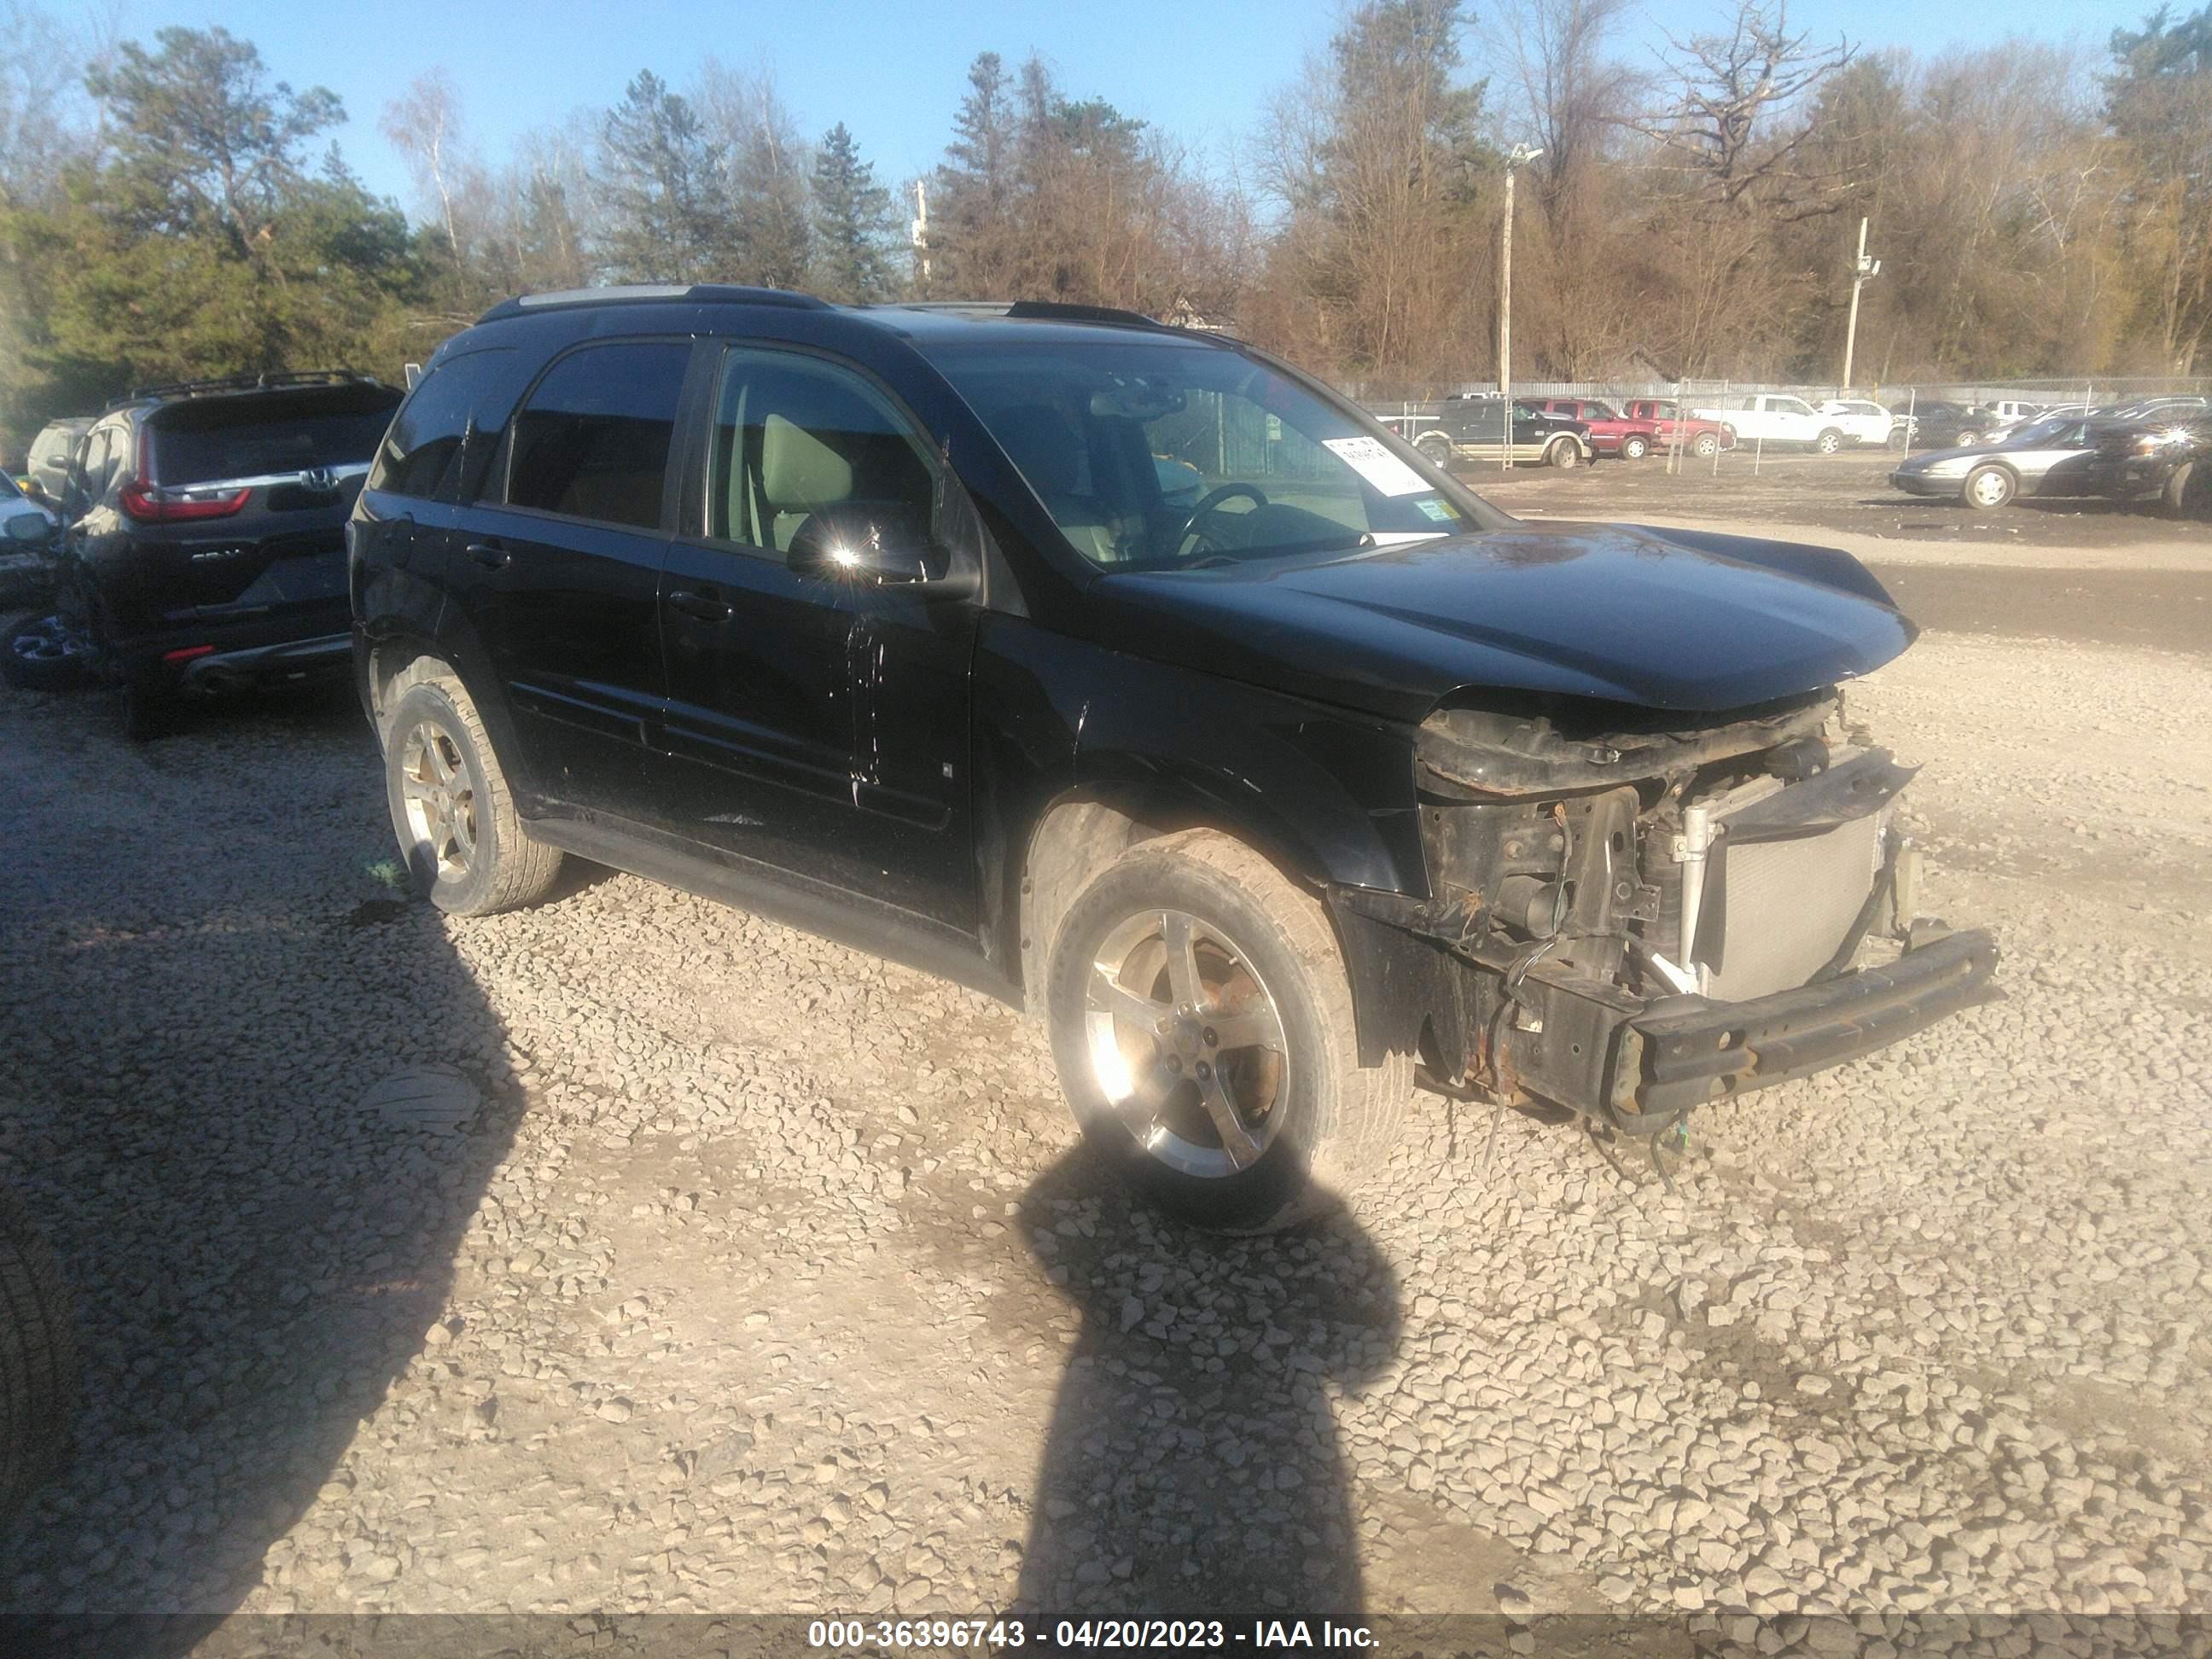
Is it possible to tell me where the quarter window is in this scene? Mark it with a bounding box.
[507,341,690,530]
[372,347,525,503]
[706,348,937,562]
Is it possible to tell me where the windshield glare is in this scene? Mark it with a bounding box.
[934,340,1481,569]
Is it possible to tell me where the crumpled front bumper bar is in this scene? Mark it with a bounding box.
[1626,926,2000,1121]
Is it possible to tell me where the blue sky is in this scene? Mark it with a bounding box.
[97,0,2149,215]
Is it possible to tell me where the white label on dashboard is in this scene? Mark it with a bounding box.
[1323,436,1431,497]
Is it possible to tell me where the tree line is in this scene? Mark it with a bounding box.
[3,0,2209,454]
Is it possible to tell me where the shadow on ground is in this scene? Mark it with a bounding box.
[0,677,521,1654]
[1011,1149,1401,1619]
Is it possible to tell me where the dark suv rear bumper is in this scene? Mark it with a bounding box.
[173,631,353,691]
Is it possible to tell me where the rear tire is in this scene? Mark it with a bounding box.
[3,615,91,691]
[381,661,563,917]
[1045,830,1411,1233]
[1962,463,2017,509]
[1544,437,1580,469]
[1620,434,1651,461]
[0,1182,79,1522]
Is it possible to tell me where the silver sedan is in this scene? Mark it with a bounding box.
[1889,416,2172,509]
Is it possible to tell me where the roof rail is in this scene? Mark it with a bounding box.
[474,283,831,324]
[128,370,381,400]
[875,300,1180,333]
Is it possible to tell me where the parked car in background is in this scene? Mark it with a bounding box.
[1984,399,2043,428]
[1619,399,1735,459]
[22,416,93,504]
[2110,395,2210,423]
[1889,414,2195,509]
[0,467,56,533]
[1816,399,1895,448]
[46,371,402,736]
[1689,393,1848,453]
[1534,399,1662,459]
[351,283,1995,1233]
[1405,395,1593,468]
[1899,401,1996,450]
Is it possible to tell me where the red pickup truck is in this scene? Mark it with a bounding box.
[1618,399,1738,459]
[1536,399,1662,460]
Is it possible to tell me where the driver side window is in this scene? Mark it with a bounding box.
[706,348,938,567]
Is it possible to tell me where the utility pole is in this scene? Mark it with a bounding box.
[910,180,930,288]
[1499,143,1542,470]
[1841,216,1881,393]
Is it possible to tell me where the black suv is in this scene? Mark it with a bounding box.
[1400,395,1592,469]
[352,286,1996,1231]
[52,372,402,735]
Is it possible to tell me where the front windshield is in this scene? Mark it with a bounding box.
[933,337,1487,569]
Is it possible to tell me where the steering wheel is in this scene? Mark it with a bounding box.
[1175,483,1268,558]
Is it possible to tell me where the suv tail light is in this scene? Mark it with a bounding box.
[119,425,250,522]
[119,480,252,522]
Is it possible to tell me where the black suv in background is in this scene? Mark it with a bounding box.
[352,286,1995,1231]
[49,372,401,736]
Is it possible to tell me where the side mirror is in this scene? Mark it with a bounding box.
[4,513,57,546]
[789,504,976,595]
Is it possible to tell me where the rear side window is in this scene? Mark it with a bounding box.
[506,341,690,531]
[370,348,525,503]
[151,387,403,487]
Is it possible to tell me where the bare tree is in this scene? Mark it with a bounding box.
[1636,0,1855,218]
[381,69,469,260]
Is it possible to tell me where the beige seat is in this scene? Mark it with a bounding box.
[758,413,853,554]
[992,404,1121,562]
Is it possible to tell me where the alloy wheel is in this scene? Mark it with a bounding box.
[398,721,479,881]
[1083,908,1289,1179]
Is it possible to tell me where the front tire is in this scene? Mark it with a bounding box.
[1814,428,1845,455]
[1955,429,1982,447]
[1045,830,1410,1233]
[1619,434,1651,461]
[1691,432,1720,460]
[381,662,562,917]
[1416,432,1454,469]
[1544,437,1580,469]
[1963,463,2017,509]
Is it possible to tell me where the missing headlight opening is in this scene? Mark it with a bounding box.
[1342,687,1998,1143]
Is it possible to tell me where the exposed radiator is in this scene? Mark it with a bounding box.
[1697,812,1882,1001]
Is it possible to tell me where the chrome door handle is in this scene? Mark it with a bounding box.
[464,542,509,568]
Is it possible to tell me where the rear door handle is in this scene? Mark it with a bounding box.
[667,588,733,622]
[464,542,509,568]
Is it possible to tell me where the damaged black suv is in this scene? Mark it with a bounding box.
[352,287,1997,1231]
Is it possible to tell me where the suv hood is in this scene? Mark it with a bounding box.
[1086,523,1915,721]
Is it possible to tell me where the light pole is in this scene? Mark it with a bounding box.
[1840,215,1880,393]
[1499,143,1543,402]
[1498,143,1543,472]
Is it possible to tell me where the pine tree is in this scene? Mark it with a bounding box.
[594,70,730,282]
[809,122,899,303]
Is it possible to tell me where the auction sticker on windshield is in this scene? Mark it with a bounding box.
[1322,435,1430,496]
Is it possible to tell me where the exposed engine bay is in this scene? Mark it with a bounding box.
[1334,686,2000,1147]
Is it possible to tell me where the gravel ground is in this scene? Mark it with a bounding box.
[1,584,2208,1654]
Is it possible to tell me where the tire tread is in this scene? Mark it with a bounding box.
[386,659,562,915]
